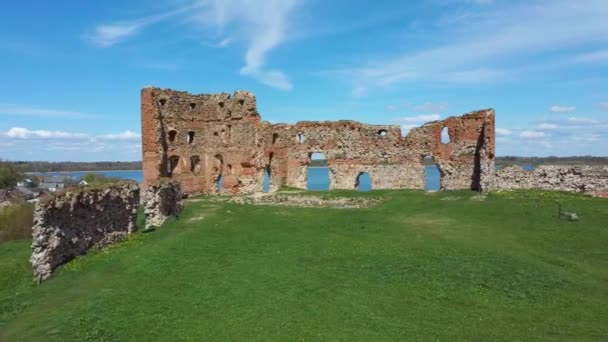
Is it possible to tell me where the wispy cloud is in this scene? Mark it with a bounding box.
[86,5,198,47]
[413,102,448,113]
[323,0,608,94]
[0,104,98,118]
[96,130,140,140]
[495,128,512,136]
[550,105,576,113]
[88,0,299,90]
[190,0,299,90]
[520,130,547,139]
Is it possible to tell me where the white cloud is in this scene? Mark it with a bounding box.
[97,130,141,140]
[413,103,447,113]
[520,130,546,139]
[495,128,512,136]
[5,127,89,139]
[2,127,140,141]
[567,117,599,124]
[323,0,608,93]
[0,104,97,118]
[395,114,441,123]
[538,123,558,129]
[550,105,576,113]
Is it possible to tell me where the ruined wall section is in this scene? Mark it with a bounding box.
[495,165,608,193]
[31,182,140,281]
[144,179,182,229]
[142,87,265,195]
[261,120,419,190]
[406,109,495,191]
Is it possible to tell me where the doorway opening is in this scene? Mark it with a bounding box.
[355,172,372,192]
[423,156,441,191]
[307,152,329,191]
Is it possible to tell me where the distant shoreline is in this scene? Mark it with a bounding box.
[25,170,142,174]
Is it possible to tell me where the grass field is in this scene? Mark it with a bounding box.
[1,190,607,340]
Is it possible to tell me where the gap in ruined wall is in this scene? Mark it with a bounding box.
[263,168,271,192]
[441,127,450,144]
[168,156,179,177]
[187,131,195,144]
[308,152,329,191]
[190,156,200,174]
[214,154,223,192]
[378,129,388,137]
[272,133,279,144]
[423,156,441,191]
[356,172,372,192]
[168,130,177,143]
[298,132,305,143]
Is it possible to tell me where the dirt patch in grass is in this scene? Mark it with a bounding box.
[229,193,383,208]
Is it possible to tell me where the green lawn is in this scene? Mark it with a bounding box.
[1,190,607,341]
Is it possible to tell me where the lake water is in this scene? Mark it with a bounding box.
[31,166,442,191]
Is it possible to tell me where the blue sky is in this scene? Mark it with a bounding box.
[1,0,607,161]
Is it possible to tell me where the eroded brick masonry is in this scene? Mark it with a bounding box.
[141,87,495,194]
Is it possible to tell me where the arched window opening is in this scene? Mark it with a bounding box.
[297,132,305,143]
[423,156,441,191]
[189,103,196,110]
[167,156,179,177]
[218,101,224,108]
[168,130,177,143]
[307,152,329,191]
[382,152,389,161]
[238,99,245,106]
[187,131,195,144]
[190,156,200,174]
[378,129,388,137]
[213,131,218,137]
[356,172,372,192]
[441,127,450,144]
[272,133,279,144]
[228,164,233,174]
[159,98,167,106]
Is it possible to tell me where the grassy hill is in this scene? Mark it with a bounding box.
[1,190,607,340]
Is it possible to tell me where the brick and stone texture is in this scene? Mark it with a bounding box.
[143,179,182,229]
[495,165,608,193]
[141,87,496,194]
[31,182,140,281]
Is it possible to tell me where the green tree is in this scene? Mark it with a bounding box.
[0,161,23,189]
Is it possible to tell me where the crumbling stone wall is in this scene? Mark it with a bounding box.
[144,179,182,229]
[495,165,608,193]
[31,182,139,281]
[141,87,495,194]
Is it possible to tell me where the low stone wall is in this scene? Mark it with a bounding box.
[495,165,608,193]
[31,182,140,281]
[143,179,182,229]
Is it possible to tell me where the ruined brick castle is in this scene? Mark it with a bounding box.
[141,87,496,194]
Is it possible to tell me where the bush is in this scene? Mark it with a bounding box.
[0,203,34,244]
